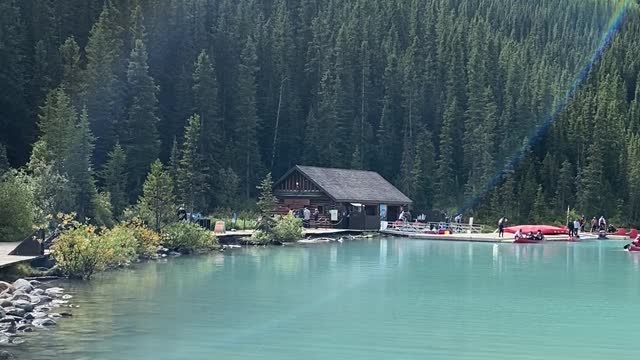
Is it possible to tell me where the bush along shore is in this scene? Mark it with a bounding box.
[0,218,220,359]
[50,216,219,280]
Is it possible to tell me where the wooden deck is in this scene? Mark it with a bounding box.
[216,228,364,238]
[0,242,42,269]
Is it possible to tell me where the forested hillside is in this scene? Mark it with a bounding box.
[1,0,640,237]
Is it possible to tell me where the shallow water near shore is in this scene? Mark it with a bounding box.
[14,238,640,359]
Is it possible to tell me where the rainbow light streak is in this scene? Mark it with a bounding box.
[458,0,632,215]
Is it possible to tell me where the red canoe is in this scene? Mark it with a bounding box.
[505,225,568,235]
[627,245,640,252]
[514,238,542,244]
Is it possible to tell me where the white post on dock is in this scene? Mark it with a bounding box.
[468,217,474,234]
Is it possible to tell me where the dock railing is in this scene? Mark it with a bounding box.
[384,221,485,234]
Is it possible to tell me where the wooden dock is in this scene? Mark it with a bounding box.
[0,242,42,269]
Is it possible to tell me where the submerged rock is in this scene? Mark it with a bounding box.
[61,294,73,300]
[32,318,56,327]
[16,324,33,333]
[25,312,47,320]
[0,350,14,359]
[44,288,64,298]
[50,299,68,307]
[34,305,51,313]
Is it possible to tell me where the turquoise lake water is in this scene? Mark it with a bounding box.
[16,238,640,359]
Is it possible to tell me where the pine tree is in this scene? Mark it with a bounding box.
[435,96,458,208]
[177,114,208,213]
[532,185,547,223]
[411,131,436,211]
[37,88,77,169]
[192,50,222,156]
[303,108,322,165]
[235,37,261,199]
[0,0,28,164]
[627,136,640,221]
[168,137,180,191]
[100,143,128,219]
[123,38,161,198]
[139,160,175,232]
[555,160,574,214]
[66,108,98,222]
[256,172,277,232]
[0,144,9,176]
[84,1,125,166]
[59,37,83,106]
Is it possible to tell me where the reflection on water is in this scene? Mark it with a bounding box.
[15,238,640,360]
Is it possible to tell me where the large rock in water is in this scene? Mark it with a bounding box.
[10,294,30,302]
[11,300,33,313]
[0,350,13,360]
[11,280,33,293]
[32,288,44,296]
[3,308,25,318]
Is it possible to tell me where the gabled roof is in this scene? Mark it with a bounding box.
[275,165,412,205]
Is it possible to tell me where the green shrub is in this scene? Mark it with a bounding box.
[273,214,303,242]
[250,215,302,244]
[123,221,161,259]
[93,192,115,228]
[0,173,35,242]
[250,230,272,244]
[101,225,138,266]
[53,225,108,279]
[162,222,217,254]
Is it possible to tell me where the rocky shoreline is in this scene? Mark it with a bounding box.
[0,279,73,359]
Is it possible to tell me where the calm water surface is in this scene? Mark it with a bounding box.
[16,238,640,359]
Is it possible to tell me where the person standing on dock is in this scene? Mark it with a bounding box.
[573,219,581,237]
[313,208,320,228]
[598,216,606,231]
[303,207,311,228]
[567,219,574,236]
[590,217,597,233]
[498,217,507,238]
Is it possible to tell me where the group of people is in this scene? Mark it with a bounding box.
[567,218,583,237]
[514,228,545,241]
[291,207,320,228]
[589,216,611,233]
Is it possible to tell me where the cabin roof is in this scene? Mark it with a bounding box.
[275,165,413,205]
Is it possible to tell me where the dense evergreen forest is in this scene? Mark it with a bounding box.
[1,0,640,241]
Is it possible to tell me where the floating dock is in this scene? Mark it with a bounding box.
[380,229,600,243]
